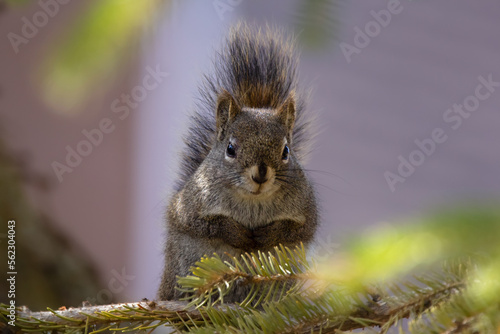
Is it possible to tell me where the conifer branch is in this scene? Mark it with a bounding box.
[1,300,205,333]
[184,270,467,333]
[178,244,313,308]
[0,274,467,334]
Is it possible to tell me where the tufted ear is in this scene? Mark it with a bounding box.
[277,93,296,142]
[216,90,241,141]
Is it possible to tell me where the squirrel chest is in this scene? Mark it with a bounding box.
[173,169,308,229]
[201,192,307,229]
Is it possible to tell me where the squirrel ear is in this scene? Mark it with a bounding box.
[216,90,241,141]
[277,94,296,140]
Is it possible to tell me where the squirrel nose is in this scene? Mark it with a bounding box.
[252,163,268,184]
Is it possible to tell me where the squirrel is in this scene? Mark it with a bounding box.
[157,23,318,302]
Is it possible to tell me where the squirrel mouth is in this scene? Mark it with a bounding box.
[248,185,275,197]
[249,183,267,195]
[239,180,277,198]
[241,185,266,196]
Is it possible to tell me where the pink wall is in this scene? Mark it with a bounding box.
[1,1,136,300]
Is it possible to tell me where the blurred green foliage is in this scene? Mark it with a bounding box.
[295,0,340,48]
[39,0,163,114]
[318,206,500,286]
[7,0,340,114]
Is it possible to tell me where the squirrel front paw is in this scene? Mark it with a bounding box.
[253,220,306,249]
[225,223,256,251]
[207,217,255,251]
[252,222,279,248]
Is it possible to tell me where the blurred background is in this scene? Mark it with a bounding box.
[0,0,499,309]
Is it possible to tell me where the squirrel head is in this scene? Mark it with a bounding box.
[214,90,298,198]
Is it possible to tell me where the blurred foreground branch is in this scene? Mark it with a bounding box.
[1,300,202,333]
[0,275,464,333]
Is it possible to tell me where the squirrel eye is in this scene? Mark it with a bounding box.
[282,145,289,161]
[226,143,236,158]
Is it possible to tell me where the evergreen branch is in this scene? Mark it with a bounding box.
[177,243,472,333]
[181,269,467,333]
[178,244,313,308]
[0,253,481,334]
[409,277,500,333]
[0,300,207,333]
